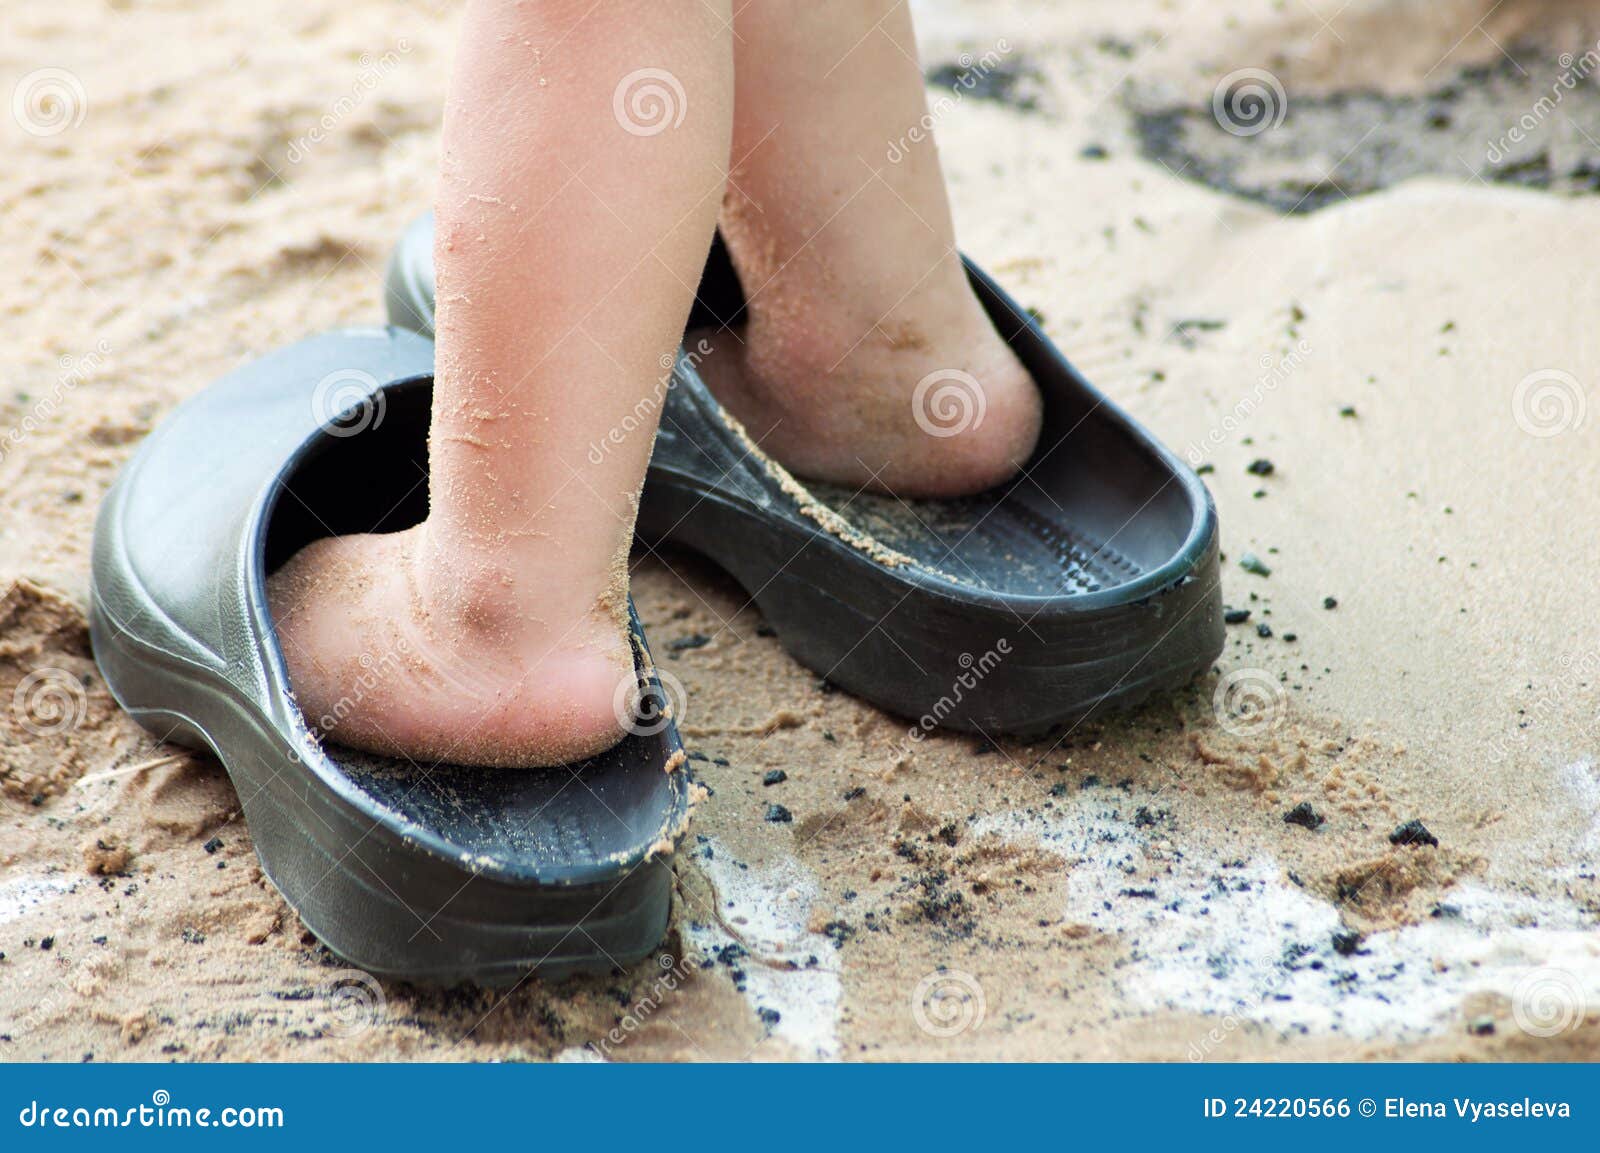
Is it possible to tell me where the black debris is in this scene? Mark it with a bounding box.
[667,633,711,653]
[1389,819,1439,848]
[1331,930,1365,956]
[1080,143,1109,160]
[1224,607,1252,625]
[843,786,866,801]
[762,770,787,787]
[203,837,223,854]
[764,804,793,824]
[1246,458,1275,476]
[1240,553,1272,577]
[1256,623,1274,638]
[1283,802,1325,831]
[1323,596,1339,610]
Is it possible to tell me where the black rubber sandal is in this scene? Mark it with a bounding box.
[90,327,692,984]
[387,214,1224,737]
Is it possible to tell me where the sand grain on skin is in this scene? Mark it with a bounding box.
[1,0,1598,1061]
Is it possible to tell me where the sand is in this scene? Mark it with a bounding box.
[2,0,1599,1061]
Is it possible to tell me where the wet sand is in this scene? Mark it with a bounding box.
[2,0,1598,1060]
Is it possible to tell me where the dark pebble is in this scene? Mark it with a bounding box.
[762,770,787,787]
[757,1007,781,1027]
[1283,802,1325,831]
[843,786,866,801]
[1224,607,1252,625]
[1246,458,1275,476]
[39,937,55,951]
[1240,553,1272,577]
[203,837,223,854]
[667,633,711,653]
[1389,819,1439,848]
[1331,931,1364,956]
[1256,623,1273,638]
[765,804,793,824]
[1323,596,1339,610]
[1080,143,1109,160]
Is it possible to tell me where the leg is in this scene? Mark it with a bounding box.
[270,0,731,766]
[696,0,1040,498]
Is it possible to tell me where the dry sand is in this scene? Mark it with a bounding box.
[3,0,1600,1061]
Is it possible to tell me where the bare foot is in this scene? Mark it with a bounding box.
[692,250,1041,498]
[702,0,1043,499]
[268,526,633,767]
[270,0,731,767]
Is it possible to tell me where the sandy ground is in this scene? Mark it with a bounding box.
[4,0,1600,1061]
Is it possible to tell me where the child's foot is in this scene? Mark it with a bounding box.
[702,0,1043,500]
[692,244,1040,499]
[268,526,633,767]
[269,0,731,768]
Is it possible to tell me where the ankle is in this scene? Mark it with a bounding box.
[408,520,629,661]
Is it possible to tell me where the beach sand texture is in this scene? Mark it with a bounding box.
[2,0,1599,1060]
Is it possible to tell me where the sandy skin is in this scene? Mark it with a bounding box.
[269,0,1041,768]
[1,0,1598,1062]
